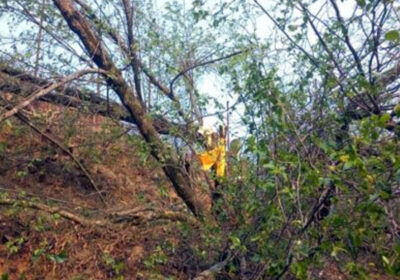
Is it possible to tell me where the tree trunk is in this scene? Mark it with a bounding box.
[51,0,210,218]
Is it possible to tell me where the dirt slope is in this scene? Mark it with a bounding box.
[0,102,212,280]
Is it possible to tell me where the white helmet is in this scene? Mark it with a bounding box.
[198,125,216,136]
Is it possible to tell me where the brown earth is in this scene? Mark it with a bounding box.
[0,102,214,280]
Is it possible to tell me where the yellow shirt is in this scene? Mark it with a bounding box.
[198,139,226,177]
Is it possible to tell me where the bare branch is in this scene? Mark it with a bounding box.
[0,68,104,123]
[297,2,344,77]
[34,0,46,77]
[73,0,186,116]
[14,0,89,64]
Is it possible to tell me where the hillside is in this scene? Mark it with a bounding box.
[0,101,209,279]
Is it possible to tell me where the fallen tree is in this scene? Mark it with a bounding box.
[0,63,186,135]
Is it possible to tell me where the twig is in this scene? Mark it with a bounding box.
[253,0,319,68]
[34,0,46,77]
[169,50,244,94]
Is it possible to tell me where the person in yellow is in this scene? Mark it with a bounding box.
[197,125,226,178]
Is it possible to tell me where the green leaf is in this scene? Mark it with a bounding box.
[52,213,61,220]
[1,274,9,280]
[32,248,46,262]
[17,171,27,177]
[343,161,354,170]
[331,245,346,258]
[230,236,241,248]
[356,0,366,8]
[48,250,67,263]
[378,190,390,200]
[263,162,275,169]
[396,169,400,183]
[394,103,400,117]
[384,30,400,43]
[5,120,12,128]
[114,261,125,274]
[0,141,7,153]
[378,113,391,127]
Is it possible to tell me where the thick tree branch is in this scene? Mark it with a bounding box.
[0,63,187,134]
[52,0,209,218]
[0,68,103,123]
[0,197,200,228]
[122,0,144,104]
[0,197,108,227]
[73,0,129,54]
